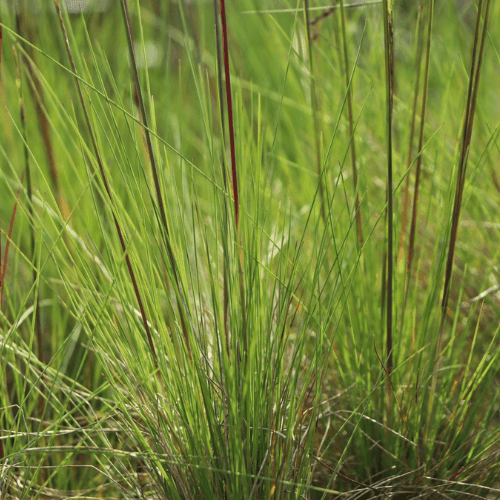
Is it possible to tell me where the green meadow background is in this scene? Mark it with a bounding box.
[0,0,499,498]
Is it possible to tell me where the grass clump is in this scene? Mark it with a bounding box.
[1,0,499,498]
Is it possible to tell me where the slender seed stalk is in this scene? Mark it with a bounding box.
[12,50,47,426]
[13,46,43,364]
[120,0,169,236]
[339,0,363,247]
[439,0,491,349]
[213,0,230,356]
[219,0,239,227]
[0,7,24,474]
[382,0,394,376]
[15,2,65,218]
[398,0,424,270]
[214,0,227,191]
[397,0,425,427]
[426,0,491,447]
[407,0,434,274]
[120,0,192,358]
[0,174,24,314]
[304,0,326,221]
[54,0,158,365]
[219,0,247,364]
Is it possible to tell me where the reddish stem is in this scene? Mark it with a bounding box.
[219,0,239,227]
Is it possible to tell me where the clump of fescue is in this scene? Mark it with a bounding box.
[0,0,499,498]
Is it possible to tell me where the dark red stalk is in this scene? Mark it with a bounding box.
[1,174,25,305]
[120,0,192,358]
[424,1,492,440]
[218,0,247,364]
[440,0,491,332]
[214,0,227,189]
[219,0,239,227]
[213,0,230,355]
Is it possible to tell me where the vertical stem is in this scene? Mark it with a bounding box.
[382,0,395,376]
[213,0,230,356]
[439,0,491,347]
[219,0,239,227]
[16,1,65,217]
[120,0,192,358]
[407,0,434,274]
[219,0,247,362]
[214,0,228,191]
[14,46,43,364]
[426,0,491,445]
[398,0,424,269]
[304,0,326,221]
[339,0,363,247]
